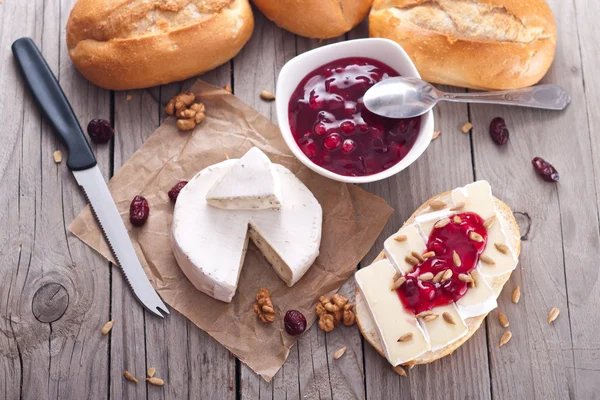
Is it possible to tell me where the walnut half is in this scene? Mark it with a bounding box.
[254,287,275,323]
[165,92,206,131]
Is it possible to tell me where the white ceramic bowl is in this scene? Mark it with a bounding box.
[276,38,434,184]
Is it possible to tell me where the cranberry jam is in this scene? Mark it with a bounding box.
[397,212,488,315]
[288,57,421,176]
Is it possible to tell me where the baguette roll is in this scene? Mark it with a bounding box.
[369,0,556,90]
[67,0,254,90]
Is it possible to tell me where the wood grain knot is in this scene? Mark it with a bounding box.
[32,283,69,323]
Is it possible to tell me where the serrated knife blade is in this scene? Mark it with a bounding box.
[74,166,169,317]
[12,37,169,318]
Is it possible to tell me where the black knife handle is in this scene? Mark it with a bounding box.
[12,38,96,171]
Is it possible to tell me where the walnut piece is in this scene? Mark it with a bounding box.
[316,293,354,331]
[254,287,275,323]
[318,313,335,332]
[343,304,356,326]
[165,91,206,131]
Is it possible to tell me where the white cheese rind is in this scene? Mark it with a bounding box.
[172,160,322,302]
[206,147,282,210]
[355,259,430,366]
[455,268,497,319]
[419,304,468,351]
[384,224,427,275]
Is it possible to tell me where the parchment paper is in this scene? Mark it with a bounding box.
[69,80,393,381]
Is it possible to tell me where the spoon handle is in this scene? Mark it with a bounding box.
[441,85,571,110]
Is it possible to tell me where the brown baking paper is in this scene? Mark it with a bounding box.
[69,80,393,381]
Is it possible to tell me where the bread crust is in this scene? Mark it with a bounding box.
[67,0,254,90]
[355,190,521,368]
[252,0,373,39]
[369,0,556,90]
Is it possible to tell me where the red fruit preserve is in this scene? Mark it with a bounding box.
[288,57,421,176]
[396,212,488,315]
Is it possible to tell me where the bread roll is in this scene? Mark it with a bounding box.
[67,0,254,90]
[252,0,373,39]
[370,0,556,90]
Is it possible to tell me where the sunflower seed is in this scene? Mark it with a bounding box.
[499,331,512,347]
[411,251,425,263]
[260,90,276,100]
[512,286,521,304]
[418,272,434,281]
[450,202,465,211]
[393,365,407,377]
[333,346,347,359]
[392,276,407,290]
[548,307,560,324]
[442,312,456,325]
[429,200,447,210]
[498,311,509,328]
[101,320,114,335]
[483,216,497,229]
[435,218,451,229]
[432,270,444,284]
[481,255,496,265]
[461,122,473,133]
[405,255,420,266]
[416,311,433,319]
[495,243,509,254]
[453,216,462,224]
[146,377,164,386]
[422,251,435,259]
[432,130,441,140]
[423,314,439,322]
[53,150,62,164]
[453,251,461,267]
[123,371,138,383]
[394,235,407,242]
[469,232,484,242]
[458,273,473,284]
[442,269,453,282]
[147,368,156,378]
[397,333,414,342]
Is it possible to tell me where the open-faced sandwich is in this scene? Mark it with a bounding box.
[355,181,520,369]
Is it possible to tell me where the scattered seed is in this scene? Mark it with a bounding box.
[433,270,444,284]
[147,368,156,378]
[393,365,407,377]
[422,251,435,259]
[450,202,465,211]
[423,314,439,322]
[392,276,406,290]
[397,333,413,342]
[548,307,560,324]
[418,272,434,281]
[432,130,441,140]
[53,150,62,164]
[260,90,276,101]
[101,320,114,335]
[123,371,138,383]
[333,346,347,359]
[499,331,512,347]
[481,255,496,265]
[484,216,497,229]
[435,218,451,229]
[126,94,132,101]
[223,84,232,93]
[416,311,433,319]
[442,312,456,325]
[453,251,461,267]
[453,216,462,224]
[393,271,401,282]
[412,251,425,263]
[461,122,473,133]
[394,235,407,242]
[469,232,484,242]
[429,200,447,210]
[405,255,420,266]
[495,243,509,254]
[146,377,164,386]
[512,286,521,304]
[458,273,473,284]
[442,269,453,282]
[498,311,509,328]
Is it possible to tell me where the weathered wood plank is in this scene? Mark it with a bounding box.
[468,0,585,398]
[350,19,492,400]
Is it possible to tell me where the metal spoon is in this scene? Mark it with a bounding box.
[363,77,571,119]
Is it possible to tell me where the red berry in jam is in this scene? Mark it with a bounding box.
[129,195,149,226]
[288,57,421,177]
[87,119,114,144]
[168,181,188,202]
[342,139,356,154]
[532,157,559,182]
[284,310,307,336]
[489,117,509,146]
[323,133,342,150]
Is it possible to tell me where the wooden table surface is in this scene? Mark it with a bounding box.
[1,0,599,399]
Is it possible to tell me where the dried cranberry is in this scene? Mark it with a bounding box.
[489,117,509,146]
[129,195,150,226]
[284,310,306,336]
[342,139,356,154]
[87,119,114,144]
[323,133,342,150]
[168,181,188,202]
[314,122,328,136]
[532,157,559,182]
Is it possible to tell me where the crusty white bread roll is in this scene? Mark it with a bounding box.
[369,0,556,90]
[356,191,520,368]
[252,0,373,39]
[66,0,254,90]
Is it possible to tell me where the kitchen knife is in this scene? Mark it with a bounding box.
[12,37,169,318]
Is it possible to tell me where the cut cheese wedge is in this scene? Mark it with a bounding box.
[355,260,430,366]
[172,158,322,303]
[452,181,495,220]
[419,304,468,351]
[206,147,282,210]
[384,224,427,274]
[415,208,455,240]
[455,269,497,319]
